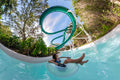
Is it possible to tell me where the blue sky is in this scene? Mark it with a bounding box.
[48,0,73,9]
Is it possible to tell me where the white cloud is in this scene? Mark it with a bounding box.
[42,13,64,46]
[43,12,64,32]
[43,34,50,47]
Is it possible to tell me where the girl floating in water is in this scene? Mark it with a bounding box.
[48,53,88,67]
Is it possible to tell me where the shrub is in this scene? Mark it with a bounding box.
[8,36,20,49]
[47,47,57,55]
[101,24,109,34]
[20,37,35,55]
[0,33,10,46]
[31,37,47,56]
[0,32,58,57]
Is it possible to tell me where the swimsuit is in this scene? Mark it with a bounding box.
[56,58,61,64]
[56,58,66,67]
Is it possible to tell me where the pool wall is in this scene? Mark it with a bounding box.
[0,43,52,63]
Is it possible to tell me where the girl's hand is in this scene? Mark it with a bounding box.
[67,57,71,59]
[55,63,58,65]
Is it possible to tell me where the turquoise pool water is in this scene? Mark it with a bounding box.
[0,32,120,80]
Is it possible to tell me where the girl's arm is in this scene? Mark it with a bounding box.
[48,59,58,65]
[59,57,71,58]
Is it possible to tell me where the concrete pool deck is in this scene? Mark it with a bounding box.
[0,24,120,63]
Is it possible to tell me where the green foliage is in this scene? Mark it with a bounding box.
[72,0,120,47]
[47,47,57,55]
[0,24,13,47]
[0,33,57,57]
[0,33,20,50]
[72,0,80,5]
[96,23,117,39]
[0,24,57,57]
[31,37,47,56]
[7,0,48,41]
[30,37,57,57]
[112,7,120,17]
[20,37,35,54]
[101,24,109,34]
[0,25,12,36]
[73,27,85,37]
[0,33,10,46]
[0,0,17,17]
[74,8,80,16]
[8,36,20,49]
[85,5,93,11]
[38,38,47,55]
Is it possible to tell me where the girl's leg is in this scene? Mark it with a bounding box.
[82,60,88,63]
[79,60,88,65]
[63,53,85,64]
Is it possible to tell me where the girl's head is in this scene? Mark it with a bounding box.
[53,54,58,61]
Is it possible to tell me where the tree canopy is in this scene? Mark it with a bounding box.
[0,0,17,18]
[3,0,48,41]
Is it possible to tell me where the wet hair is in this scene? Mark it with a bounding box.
[53,54,57,62]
